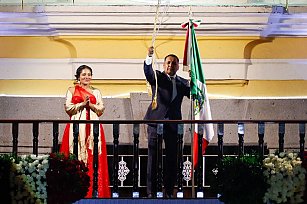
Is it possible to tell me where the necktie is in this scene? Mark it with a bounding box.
[171,77,177,101]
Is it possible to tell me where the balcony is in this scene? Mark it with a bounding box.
[0,118,305,200]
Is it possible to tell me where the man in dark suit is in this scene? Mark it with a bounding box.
[144,46,190,198]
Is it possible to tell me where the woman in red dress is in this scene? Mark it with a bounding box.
[60,65,110,198]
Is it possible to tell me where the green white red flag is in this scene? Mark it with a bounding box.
[182,19,214,167]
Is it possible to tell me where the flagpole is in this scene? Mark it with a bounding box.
[186,16,196,198]
[189,10,196,197]
[190,88,195,198]
[183,13,196,198]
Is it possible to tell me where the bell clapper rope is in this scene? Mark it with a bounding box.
[149,0,161,110]
[148,0,170,110]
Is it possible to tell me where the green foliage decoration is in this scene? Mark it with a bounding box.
[211,154,268,204]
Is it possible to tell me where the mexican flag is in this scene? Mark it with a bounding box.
[182,19,215,167]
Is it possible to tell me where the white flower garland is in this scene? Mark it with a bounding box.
[263,152,306,204]
[10,155,49,204]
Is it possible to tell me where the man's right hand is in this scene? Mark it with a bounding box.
[148,46,154,57]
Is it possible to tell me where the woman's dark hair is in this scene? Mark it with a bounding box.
[75,65,93,81]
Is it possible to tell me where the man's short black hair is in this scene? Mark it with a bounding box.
[164,54,179,63]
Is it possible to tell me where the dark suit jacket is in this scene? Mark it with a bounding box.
[143,62,190,121]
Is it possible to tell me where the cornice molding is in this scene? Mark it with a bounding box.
[0,5,306,36]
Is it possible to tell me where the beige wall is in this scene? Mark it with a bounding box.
[1,5,307,98]
[1,36,307,98]
[1,36,307,59]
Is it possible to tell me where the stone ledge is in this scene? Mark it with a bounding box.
[1,93,306,153]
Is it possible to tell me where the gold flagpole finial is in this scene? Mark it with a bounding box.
[188,6,192,19]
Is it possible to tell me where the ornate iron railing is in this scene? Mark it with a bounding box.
[0,119,306,198]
